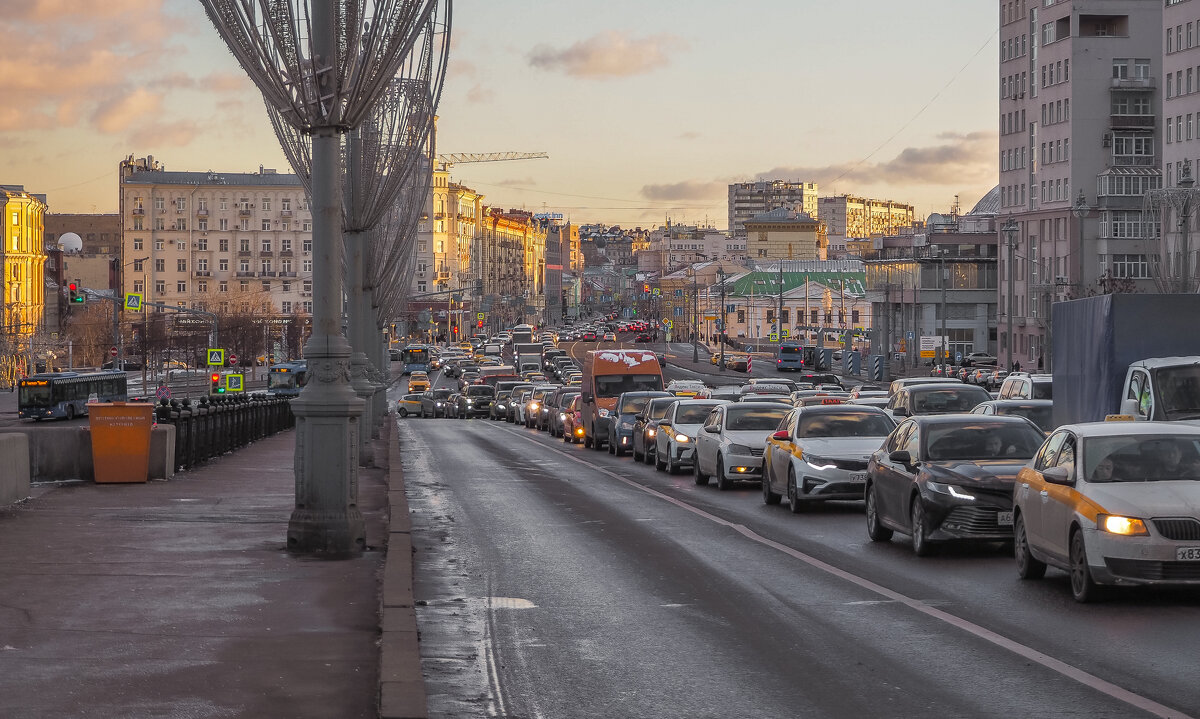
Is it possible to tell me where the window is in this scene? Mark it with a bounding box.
[198,218,208,231]
[737,309,745,323]
[261,198,271,211]
[155,259,165,272]
[303,238,312,253]
[260,260,272,273]
[1111,253,1149,278]
[240,219,250,231]
[219,259,229,271]
[303,280,313,294]
[177,259,187,272]
[262,281,271,291]
[281,259,292,273]
[302,222,311,232]
[196,238,207,251]
[132,280,143,293]
[154,196,164,211]
[282,198,291,212]
[280,238,291,252]
[155,280,165,294]
[198,198,208,211]
[261,239,271,253]
[176,197,186,212]
[240,281,249,291]
[303,301,313,313]
[261,219,271,231]
[239,238,251,252]
[198,280,208,293]
[219,219,228,231]
[219,281,228,292]
[177,281,187,293]
[133,238,143,251]
[302,259,312,272]
[239,260,250,272]
[1102,211,1147,239]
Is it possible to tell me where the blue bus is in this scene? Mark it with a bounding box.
[18,371,128,420]
[401,345,431,375]
[775,342,806,371]
[268,361,307,396]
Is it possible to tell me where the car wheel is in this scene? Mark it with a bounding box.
[762,469,781,505]
[787,469,806,513]
[865,483,893,542]
[584,432,593,448]
[1070,528,1103,603]
[1014,513,1047,580]
[608,433,616,454]
[910,498,934,557]
[655,451,666,472]
[613,433,625,457]
[633,445,643,462]
[593,433,606,451]
[398,408,408,418]
[694,454,710,485]
[715,455,731,490]
[65,404,75,421]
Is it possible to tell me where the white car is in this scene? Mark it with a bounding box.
[655,399,728,474]
[694,402,793,490]
[762,405,896,512]
[1014,422,1200,602]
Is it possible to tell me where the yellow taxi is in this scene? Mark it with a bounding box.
[396,393,422,418]
[407,371,430,393]
[457,341,474,352]
[1014,422,1200,602]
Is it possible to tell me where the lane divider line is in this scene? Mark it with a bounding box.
[491,422,1194,719]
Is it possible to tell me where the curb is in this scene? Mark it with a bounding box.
[379,416,428,719]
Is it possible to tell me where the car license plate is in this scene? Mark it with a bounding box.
[1176,547,1200,561]
[997,511,1014,526]
[849,472,867,483]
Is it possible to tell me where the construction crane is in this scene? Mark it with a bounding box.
[436,152,548,166]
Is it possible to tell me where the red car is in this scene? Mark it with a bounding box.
[561,395,585,444]
[635,333,652,342]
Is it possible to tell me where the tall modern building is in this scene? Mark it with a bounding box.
[728,180,818,238]
[998,0,1162,366]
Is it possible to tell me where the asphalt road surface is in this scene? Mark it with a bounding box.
[394,354,1200,719]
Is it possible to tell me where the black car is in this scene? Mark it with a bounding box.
[886,382,992,418]
[864,415,1046,556]
[609,390,673,456]
[419,388,454,418]
[454,384,495,418]
[632,396,681,464]
[970,399,1055,433]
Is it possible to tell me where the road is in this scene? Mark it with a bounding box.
[394,347,1200,719]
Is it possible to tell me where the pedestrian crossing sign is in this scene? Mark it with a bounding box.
[782,329,790,338]
[225,374,244,392]
[769,332,779,342]
[206,349,225,366]
[125,293,143,312]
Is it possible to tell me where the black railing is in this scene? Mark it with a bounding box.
[153,394,294,471]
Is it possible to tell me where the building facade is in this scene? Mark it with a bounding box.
[728,180,819,238]
[119,157,314,322]
[819,195,915,257]
[742,208,825,261]
[1,185,48,383]
[999,0,1163,365]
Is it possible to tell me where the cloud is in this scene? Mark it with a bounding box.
[528,31,687,78]
[641,180,727,202]
[495,177,537,188]
[678,131,701,141]
[756,131,998,187]
[92,89,163,134]
[467,84,495,104]
[132,120,202,148]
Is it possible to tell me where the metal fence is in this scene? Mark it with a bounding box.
[153,393,294,471]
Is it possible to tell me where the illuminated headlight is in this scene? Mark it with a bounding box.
[466,399,473,404]
[804,454,837,471]
[647,428,656,437]
[927,481,975,501]
[496,404,506,410]
[727,443,753,455]
[598,408,611,418]
[575,427,585,435]
[436,402,443,407]
[1098,514,1148,536]
[529,402,540,411]
[675,434,691,443]
[559,412,567,420]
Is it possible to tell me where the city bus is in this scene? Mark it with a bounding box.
[401,344,432,375]
[510,324,534,345]
[268,360,308,396]
[18,371,128,421]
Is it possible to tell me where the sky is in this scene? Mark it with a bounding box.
[0,0,1000,229]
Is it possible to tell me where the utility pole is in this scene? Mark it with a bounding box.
[777,260,784,347]
[939,252,949,372]
[718,268,727,371]
[691,267,699,363]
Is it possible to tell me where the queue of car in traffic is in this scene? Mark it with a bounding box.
[394,324,1200,604]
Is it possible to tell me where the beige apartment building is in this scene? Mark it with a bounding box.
[728,180,819,238]
[742,208,825,261]
[998,0,1162,366]
[1,185,49,381]
[119,156,315,318]
[819,195,915,256]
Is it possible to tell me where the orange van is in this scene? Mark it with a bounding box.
[581,349,664,450]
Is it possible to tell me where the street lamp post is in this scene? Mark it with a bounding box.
[718,268,727,371]
[1002,217,1020,373]
[691,268,699,364]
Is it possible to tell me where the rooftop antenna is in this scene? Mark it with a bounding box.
[200,0,445,557]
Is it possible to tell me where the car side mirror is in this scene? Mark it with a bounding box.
[892,407,908,417]
[1042,466,1074,486]
[659,420,672,428]
[888,449,913,465]
[1119,398,1141,418]
[771,429,790,441]
[582,392,593,403]
[704,425,720,434]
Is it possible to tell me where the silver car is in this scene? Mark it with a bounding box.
[655,399,728,474]
[762,405,896,512]
[694,402,793,490]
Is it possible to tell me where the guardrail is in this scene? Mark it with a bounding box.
[153,393,294,471]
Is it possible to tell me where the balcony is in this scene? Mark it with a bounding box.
[1110,77,1155,90]
[196,208,208,217]
[132,207,145,215]
[1112,155,1157,167]
[279,271,297,278]
[260,271,277,277]
[238,208,252,216]
[1110,114,1154,129]
[279,250,293,257]
[194,270,211,277]
[236,271,255,277]
[259,251,274,257]
[280,210,292,217]
[238,250,252,257]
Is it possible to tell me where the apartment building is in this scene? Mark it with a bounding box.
[119,157,314,323]
[728,180,819,238]
[819,195,915,257]
[998,0,1162,365]
[1160,0,1200,291]
[412,167,483,298]
[1,185,49,339]
[742,208,825,261]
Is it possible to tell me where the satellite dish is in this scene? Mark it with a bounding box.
[59,232,83,252]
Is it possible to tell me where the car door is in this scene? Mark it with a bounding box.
[769,410,799,493]
[1018,431,1066,552]
[696,407,722,475]
[656,404,676,457]
[1041,433,1080,564]
[874,421,918,526]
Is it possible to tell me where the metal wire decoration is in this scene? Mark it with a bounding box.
[372,155,433,322]
[199,0,438,132]
[1143,162,1200,293]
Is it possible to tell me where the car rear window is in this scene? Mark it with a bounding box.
[799,412,893,438]
[676,404,718,424]
[620,396,654,414]
[912,387,990,413]
[925,422,1045,461]
[726,406,790,431]
[467,386,494,397]
[648,398,676,419]
[1032,380,1053,400]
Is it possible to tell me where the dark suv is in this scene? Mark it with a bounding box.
[420,388,454,418]
[609,391,674,456]
[455,384,495,418]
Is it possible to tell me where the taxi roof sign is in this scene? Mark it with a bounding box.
[1105,414,1136,422]
[206,349,225,366]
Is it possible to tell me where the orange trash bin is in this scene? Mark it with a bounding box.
[89,402,155,484]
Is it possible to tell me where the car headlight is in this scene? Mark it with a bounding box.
[529,402,540,410]
[646,428,656,437]
[559,413,567,420]
[436,402,443,407]
[926,481,976,501]
[804,454,837,471]
[496,404,506,410]
[1098,514,1148,536]
[727,443,753,455]
[466,399,473,404]
[675,434,691,443]
[598,408,610,418]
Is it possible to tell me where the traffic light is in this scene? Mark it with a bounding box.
[477,320,483,328]
[68,282,85,304]
[210,373,225,394]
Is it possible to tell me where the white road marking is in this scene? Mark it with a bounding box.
[492,423,1195,719]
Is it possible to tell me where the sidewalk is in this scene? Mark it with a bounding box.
[0,414,414,718]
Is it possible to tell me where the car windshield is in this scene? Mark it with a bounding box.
[596,374,664,397]
[996,404,1054,432]
[619,396,655,414]
[924,422,1045,461]
[558,392,580,407]
[433,389,453,399]
[911,387,990,414]
[1084,434,1200,483]
[726,406,790,431]
[676,404,718,424]
[798,412,893,438]
[1156,365,1200,420]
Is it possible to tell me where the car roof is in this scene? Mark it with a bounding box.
[905,414,1038,426]
[796,403,888,415]
[673,399,726,406]
[620,390,673,397]
[979,399,1053,408]
[905,383,990,393]
[1055,421,1200,438]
